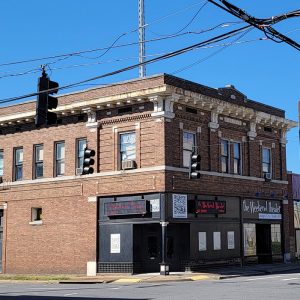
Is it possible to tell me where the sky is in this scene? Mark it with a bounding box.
[0,0,299,172]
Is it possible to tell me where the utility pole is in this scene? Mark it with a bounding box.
[138,0,146,78]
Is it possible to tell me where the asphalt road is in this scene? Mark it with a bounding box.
[0,272,300,300]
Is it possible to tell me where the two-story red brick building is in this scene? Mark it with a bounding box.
[0,74,296,275]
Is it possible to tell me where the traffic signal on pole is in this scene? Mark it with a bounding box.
[35,71,59,127]
[189,153,201,179]
[82,148,96,175]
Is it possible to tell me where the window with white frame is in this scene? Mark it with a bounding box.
[183,131,196,168]
[14,147,23,181]
[30,207,43,225]
[55,142,65,176]
[262,147,271,174]
[76,138,87,171]
[34,144,43,179]
[0,150,3,176]
[120,132,136,163]
[221,140,229,173]
[233,142,241,175]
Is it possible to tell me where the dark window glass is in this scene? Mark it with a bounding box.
[120,132,136,162]
[14,148,23,181]
[0,150,3,176]
[183,131,196,168]
[148,236,158,259]
[221,140,229,173]
[233,142,241,175]
[262,148,271,173]
[34,144,43,179]
[76,139,87,170]
[55,142,65,176]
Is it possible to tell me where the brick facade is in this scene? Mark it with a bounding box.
[0,74,296,274]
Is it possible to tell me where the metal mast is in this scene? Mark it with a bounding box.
[138,0,146,78]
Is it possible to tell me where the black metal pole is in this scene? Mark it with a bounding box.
[160,221,169,275]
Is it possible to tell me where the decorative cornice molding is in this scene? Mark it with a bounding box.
[100,113,152,125]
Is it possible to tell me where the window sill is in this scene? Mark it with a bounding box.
[29,220,43,226]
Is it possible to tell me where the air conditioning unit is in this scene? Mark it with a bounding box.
[264,172,272,181]
[76,168,83,175]
[122,160,136,170]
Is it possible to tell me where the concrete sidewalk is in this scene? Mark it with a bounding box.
[59,262,300,284]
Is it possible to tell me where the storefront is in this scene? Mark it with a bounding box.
[97,193,242,273]
[242,199,282,264]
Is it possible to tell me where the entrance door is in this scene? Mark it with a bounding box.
[256,224,272,263]
[133,223,190,273]
[133,224,161,273]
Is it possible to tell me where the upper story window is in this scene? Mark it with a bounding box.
[0,150,3,176]
[120,132,136,163]
[34,144,43,179]
[183,131,196,168]
[262,147,271,174]
[233,142,241,175]
[221,140,229,173]
[14,147,23,181]
[55,142,65,176]
[76,138,87,172]
[221,140,243,175]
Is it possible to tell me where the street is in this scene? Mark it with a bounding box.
[0,271,300,299]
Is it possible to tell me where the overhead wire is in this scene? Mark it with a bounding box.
[171,27,253,75]
[149,1,208,36]
[207,0,300,51]
[0,21,246,80]
[0,0,208,68]
[0,24,252,105]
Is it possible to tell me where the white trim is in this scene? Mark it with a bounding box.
[6,165,288,186]
[88,196,97,202]
[29,220,43,226]
[87,261,97,277]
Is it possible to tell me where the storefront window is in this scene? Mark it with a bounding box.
[244,223,256,256]
[271,224,281,254]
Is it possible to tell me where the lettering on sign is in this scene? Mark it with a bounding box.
[243,199,281,220]
[104,200,146,216]
[196,200,226,214]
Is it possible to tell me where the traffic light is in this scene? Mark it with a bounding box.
[189,153,201,179]
[82,148,96,175]
[35,71,59,127]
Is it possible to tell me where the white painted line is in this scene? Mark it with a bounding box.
[282,278,300,281]
[246,276,283,281]
[64,293,79,296]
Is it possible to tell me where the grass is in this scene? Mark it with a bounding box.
[0,274,72,281]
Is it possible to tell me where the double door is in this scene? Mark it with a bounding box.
[133,223,189,273]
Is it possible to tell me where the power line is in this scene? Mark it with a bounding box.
[172,27,253,75]
[0,25,251,105]
[207,0,300,51]
[0,0,208,68]
[150,1,209,37]
[0,34,267,80]
[0,22,245,80]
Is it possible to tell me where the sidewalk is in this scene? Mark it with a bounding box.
[59,262,300,284]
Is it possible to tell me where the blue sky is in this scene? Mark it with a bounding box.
[0,0,299,172]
